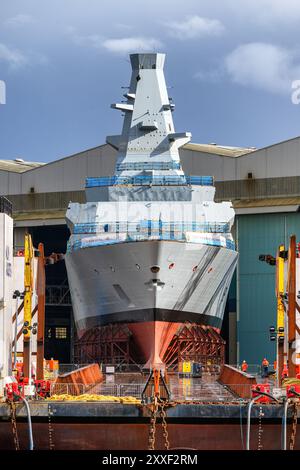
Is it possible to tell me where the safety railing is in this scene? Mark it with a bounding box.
[0,196,12,217]
[50,382,144,399]
[231,364,270,377]
[102,363,143,373]
[86,175,214,187]
[58,363,91,375]
[170,381,278,402]
[73,220,230,235]
[67,233,235,252]
[90,383,144,399]
[116,161,181,171]
[49,381,280,403]
[50,382,86,396]
[170,383,235,402]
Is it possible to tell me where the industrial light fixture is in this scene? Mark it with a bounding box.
[13,290,21,299]
[269,325,285,342]
[259,254,276,266]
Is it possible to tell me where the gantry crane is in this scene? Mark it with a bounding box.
[14,234,63,380]
[261,234,299,385]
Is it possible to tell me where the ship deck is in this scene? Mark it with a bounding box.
[87,372,236,402]
[1,372,298,450]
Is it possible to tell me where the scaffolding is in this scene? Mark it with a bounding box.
[163,323,225,371]
[74,322,225,370]
[73,324,139,365]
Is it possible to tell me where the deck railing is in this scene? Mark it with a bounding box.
[86,175,214,188]
[73,220,230,235]
[67,234,235,252]
[116,161,182,172]
[0,196,12,217]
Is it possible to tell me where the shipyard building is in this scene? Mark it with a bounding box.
[1,136,299,365]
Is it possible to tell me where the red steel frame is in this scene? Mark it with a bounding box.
[74,324,139,365]
[163,323,225,370]
[74,322,225,369]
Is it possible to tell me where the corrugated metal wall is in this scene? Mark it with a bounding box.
[215,176,300,200]
[237,212,300,365]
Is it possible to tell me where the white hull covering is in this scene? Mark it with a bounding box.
[66,240,237,333]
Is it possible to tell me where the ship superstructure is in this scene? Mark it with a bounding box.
[65,53,238,367]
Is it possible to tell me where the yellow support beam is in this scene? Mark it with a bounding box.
[23,233,34,377]
[276,245,285,330]
[24,233,34,337]
[276,244,285,386]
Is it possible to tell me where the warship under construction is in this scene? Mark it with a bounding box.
[65,52,238,368]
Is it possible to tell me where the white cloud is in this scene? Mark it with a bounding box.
[165,15,225,40]
[71,33,103,50]
[0,43,28,69]
[65,26,103,49]
[226,0,300,26]
[194,68,223,82]
[102,37,163,54]
[113,23,133,32]
[224,42,300,94]
[4,14,35,27]
[0,80,6,105]
[0,43,47,70]
[67,26,162,54]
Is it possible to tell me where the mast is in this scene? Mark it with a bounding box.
[106,53,191,178]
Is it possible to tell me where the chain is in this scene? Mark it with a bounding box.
[289,402,298,450]
[159,399,170,450]
[8,400,20,450]
[147,399,171,450]
[48,403,55,450]
[148,400,158,450]
[257,406,264,450]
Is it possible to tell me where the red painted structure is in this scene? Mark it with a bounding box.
[74,322,225,370]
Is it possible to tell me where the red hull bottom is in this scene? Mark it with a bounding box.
[129,321,182,369]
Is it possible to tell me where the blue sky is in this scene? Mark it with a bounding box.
[1,0,300,163]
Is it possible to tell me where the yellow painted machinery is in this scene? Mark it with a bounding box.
[23,233,34,378]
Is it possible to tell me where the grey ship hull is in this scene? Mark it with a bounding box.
[66,239,237,365]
